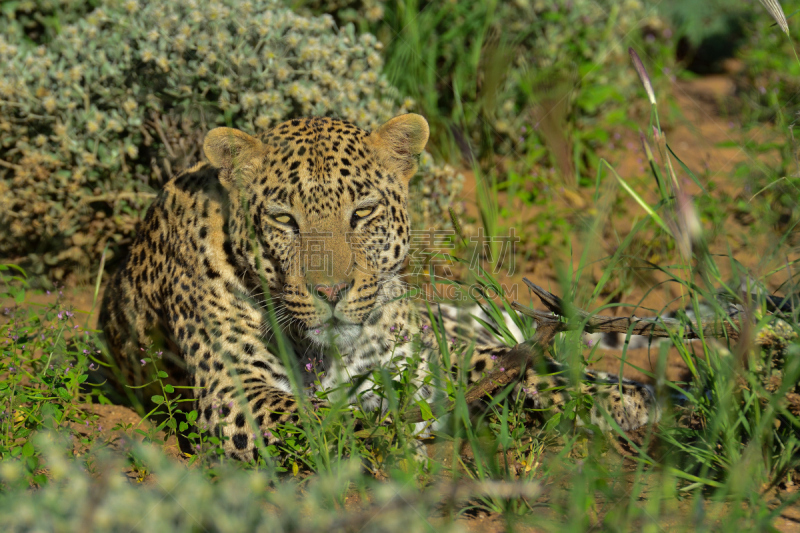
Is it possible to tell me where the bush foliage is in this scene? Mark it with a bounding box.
[735,0,800,119]
[0,0,462,281]
[298,0,671,176]
[0,434,462,532]
[0,0,99,44]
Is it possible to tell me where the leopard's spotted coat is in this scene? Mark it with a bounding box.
[99,114,658,460]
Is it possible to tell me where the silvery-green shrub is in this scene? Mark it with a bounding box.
[0,0,462,281]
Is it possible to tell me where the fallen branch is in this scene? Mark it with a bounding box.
[79,191,157,204]
[396,318,559,425]
[393,278,795,426]
[512,278,742,342]
[397,334,547,425]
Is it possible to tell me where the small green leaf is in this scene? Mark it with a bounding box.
[12,286,25,304]
[415,399,434,421]
[21,441,34,457]
[151,395,165,405]
[543,412,561,432]
[157,371,168,379]
[164,384,174,393]
[56,387,71,401]
[187,410,198,423]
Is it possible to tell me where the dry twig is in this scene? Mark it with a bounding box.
[512,278,742,342]
[396,277,793,425]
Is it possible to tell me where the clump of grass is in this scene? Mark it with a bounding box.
[605,48,800,498]
[299,0,674,180]
[0,263,104,486]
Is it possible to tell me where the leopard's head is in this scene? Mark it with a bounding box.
[203,114,429,349]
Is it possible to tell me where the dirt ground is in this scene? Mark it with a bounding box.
[4,70,800,530]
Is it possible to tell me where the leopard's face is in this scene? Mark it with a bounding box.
[203,115,429,349]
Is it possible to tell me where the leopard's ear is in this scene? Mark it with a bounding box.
[369,114,429,182]
[203,128,263,170]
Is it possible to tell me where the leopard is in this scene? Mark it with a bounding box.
[99,114,659,461]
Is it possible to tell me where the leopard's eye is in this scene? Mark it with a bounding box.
[273,214,296,226]
[354,207,374,219]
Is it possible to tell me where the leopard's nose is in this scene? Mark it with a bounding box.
[312,281,352,304]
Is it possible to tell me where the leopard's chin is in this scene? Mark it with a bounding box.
[305,321,363,349]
